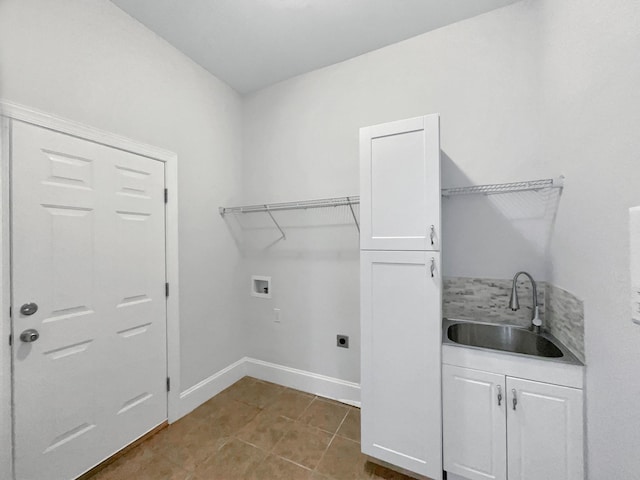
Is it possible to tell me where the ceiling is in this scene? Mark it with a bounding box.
[111,0,521,94]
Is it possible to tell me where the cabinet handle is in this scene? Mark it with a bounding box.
[430,225,436,246]
[497,385,502,406]
[430,257,436,278]
[512,389,518,410]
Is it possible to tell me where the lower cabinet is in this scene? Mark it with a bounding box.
[443,365,584,480]
[506,377,584,480]
[443,365,506,480]
[360,251,442,479]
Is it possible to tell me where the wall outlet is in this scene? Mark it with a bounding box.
[337,335,349,348]
[273,308,281,323]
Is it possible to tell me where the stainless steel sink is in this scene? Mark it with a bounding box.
[442,319,582,365]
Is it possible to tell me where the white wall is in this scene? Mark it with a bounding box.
[241,0,549,383]
[539,1,640,478]
[0,0,245,450]
[237,210,360,382]
[242,0,640,477]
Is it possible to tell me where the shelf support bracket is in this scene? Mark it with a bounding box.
[347,196,360,233]
[265,206,286,241]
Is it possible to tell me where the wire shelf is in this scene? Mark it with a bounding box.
[219,177,564,240]
[219,196,360,215]
[220,196,361,239]
[441,177,564,197]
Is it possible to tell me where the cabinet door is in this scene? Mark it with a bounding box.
[360,250,442,479]
[360,115,441,251]
[507,378,584,480]
[443,365,507,480]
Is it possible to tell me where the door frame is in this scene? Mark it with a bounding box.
[0,101,181,480]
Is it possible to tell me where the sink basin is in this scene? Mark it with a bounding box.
[446,322,563,358]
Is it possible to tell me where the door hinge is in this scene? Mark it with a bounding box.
[8,334,12,346]
[164,188,168,204]
[166,377,171,392]
[165,283,169,297]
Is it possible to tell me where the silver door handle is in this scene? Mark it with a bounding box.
[430,257,436,278]
[497,385,502,406]
[20,302,38,316]
[512,389,518,410]
[430,225,435,246]
[20,329,40,343]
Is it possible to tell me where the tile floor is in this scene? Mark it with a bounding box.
[88,376,414,480]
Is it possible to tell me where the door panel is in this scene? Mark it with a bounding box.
[507,377,584,480]
[12,121,167,480]
[360,250,442,479]
[443,365,506,480]
[360,115,441,251]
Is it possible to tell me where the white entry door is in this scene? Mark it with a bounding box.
[11,121,168,480]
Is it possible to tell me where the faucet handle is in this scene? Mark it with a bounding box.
[532,309,542,332]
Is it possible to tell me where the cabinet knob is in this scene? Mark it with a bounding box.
[430,257,436,278]
[430,225,436,246]
[512,389,518,410]
[497,385,502,406]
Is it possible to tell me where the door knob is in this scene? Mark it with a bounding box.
[20,303,38,316]
[20,329,40,343]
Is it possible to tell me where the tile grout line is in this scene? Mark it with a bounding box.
[236,387,321,476]
[267,392,318,456]
[272,454,315,474]
[193,380,282,474]
[265,392,318,476]
[263,392,351,479]
[311,407,351,477]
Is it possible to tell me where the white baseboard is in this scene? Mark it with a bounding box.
[176,357,361,421]
[176,357,247,419]
[244,357,361,407]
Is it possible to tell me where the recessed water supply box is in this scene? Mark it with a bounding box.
[251,275,272,299]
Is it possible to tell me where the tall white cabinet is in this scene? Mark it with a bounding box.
[360,115,442,480]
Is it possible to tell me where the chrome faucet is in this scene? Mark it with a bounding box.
[509,271,542,333]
